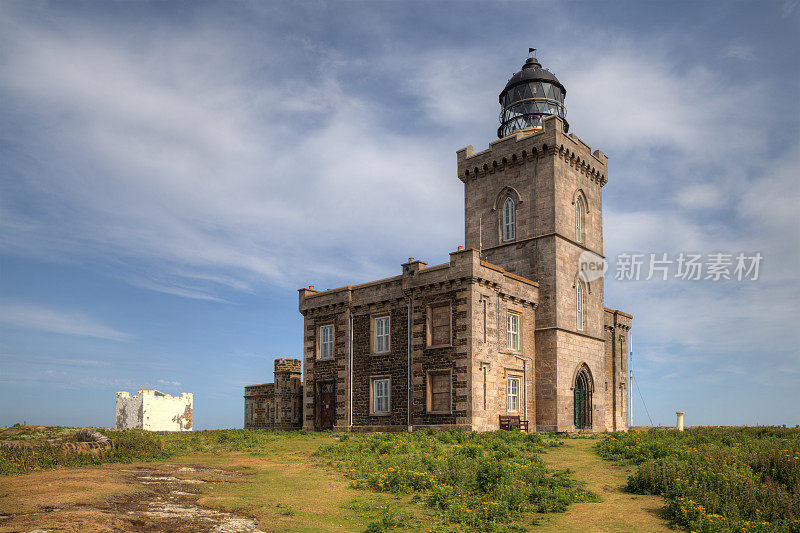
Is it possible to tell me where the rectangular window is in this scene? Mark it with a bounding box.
[320,324,334,359]
[427,370,451,413]
[373,315,390,353]
[372,378,390,414]
[507,377,520,412]
[427,303,451,347]
[507,311,520,351]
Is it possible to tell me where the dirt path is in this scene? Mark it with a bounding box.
[0,462,263,532]
[533,439,672,533]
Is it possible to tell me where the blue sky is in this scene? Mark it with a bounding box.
[1,1,798,429]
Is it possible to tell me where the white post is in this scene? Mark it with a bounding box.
[676,412,685,431]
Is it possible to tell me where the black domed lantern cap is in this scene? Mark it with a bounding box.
[498,53,568,138]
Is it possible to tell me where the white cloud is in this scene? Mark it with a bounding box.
[0,303,133,342]
[674,183,723,210]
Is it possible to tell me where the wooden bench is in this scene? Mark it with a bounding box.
[499,415,529,432]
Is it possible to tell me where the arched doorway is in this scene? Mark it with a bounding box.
[574,366,592,429]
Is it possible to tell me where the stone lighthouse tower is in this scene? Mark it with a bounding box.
[458,52,631,432]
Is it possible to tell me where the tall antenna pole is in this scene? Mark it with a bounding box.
[629,332,634,428]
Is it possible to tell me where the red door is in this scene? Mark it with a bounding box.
[317,381,335,430]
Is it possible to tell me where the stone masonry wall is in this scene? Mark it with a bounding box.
[299,248,539,432]
[604,309,631,431]
[274,358,303,429]
[469,281,537,431]
[351,305,409,428]
[459,115,623,432]
[244,383,274,428]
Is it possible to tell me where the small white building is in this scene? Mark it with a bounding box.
[116,390,193,431]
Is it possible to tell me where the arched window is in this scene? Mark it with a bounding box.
[574,366,592,429]
[576,281,584,331]
[575,196,583,243]
[503,197,516,241]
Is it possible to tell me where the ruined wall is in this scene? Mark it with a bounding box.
[116,390,193,431]
[116,391,143,429]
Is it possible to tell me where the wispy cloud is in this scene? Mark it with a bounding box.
[0,353,111,368]
[157,379,182,387]
[722,44,755,61]
[0,303,133,341]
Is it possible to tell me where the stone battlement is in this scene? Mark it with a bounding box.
[274,358,302,374]
[457,116,607,186]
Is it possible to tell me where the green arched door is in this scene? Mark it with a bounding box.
[574,369,592,429]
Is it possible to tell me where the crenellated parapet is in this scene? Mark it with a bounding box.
[457,115,608,186]
[275,357,302,374]
[604,308,633,331]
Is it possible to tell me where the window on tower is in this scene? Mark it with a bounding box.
[503,197,516,241]
[576,196,584,243]
[576,281,584,331]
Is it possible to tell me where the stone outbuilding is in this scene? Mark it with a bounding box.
[244,358,303,429]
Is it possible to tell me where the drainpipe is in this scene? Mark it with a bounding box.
[403,289,413,432]
[348,308,353,431]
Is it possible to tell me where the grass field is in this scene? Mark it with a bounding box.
[3,425,796,532]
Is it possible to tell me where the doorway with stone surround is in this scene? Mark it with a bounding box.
[316,381,335,430]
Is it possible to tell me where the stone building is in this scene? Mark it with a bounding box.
[247,53,632,433]
[116,390,193,431]
[244,358,303,428]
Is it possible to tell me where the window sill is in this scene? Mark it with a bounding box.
[369,412,391,417]
[370,351,391,356]
[426,410,452,415]
[317,356,335,361]
[425,344,452,350]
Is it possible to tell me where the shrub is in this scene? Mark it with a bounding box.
[316,430,596,531]
[597,427,800,532]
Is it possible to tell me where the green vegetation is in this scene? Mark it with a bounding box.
[597,427,800,533]
[0,428,331,476]
[0,430,169,475]
[315,430,597,532]
[0,426,76,441]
